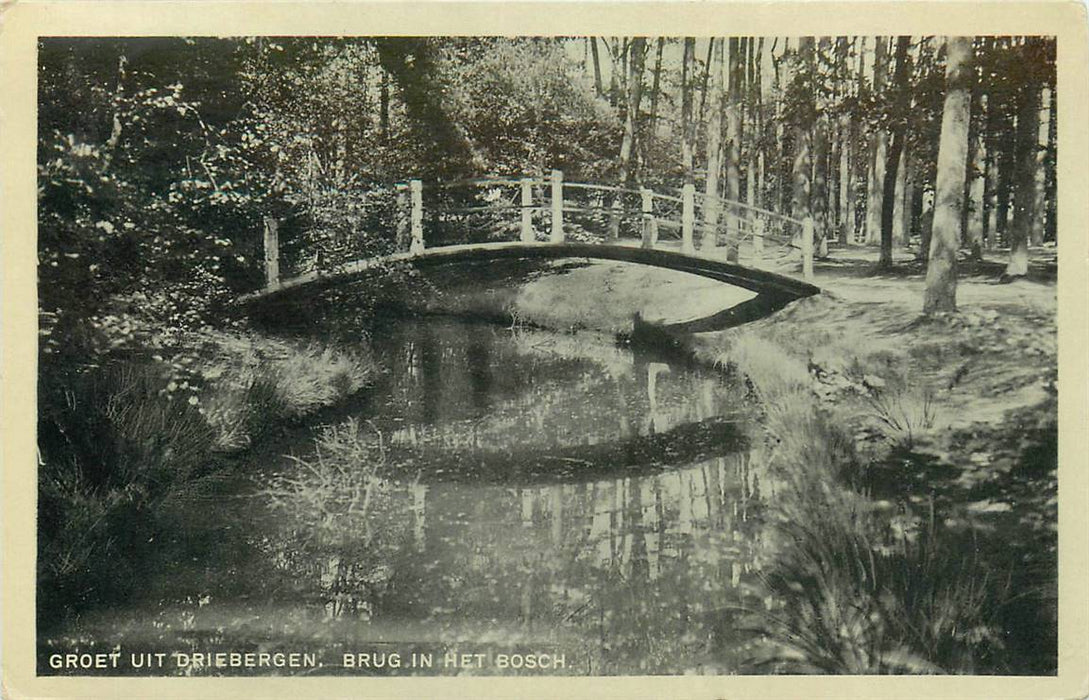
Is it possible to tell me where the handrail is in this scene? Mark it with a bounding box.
[683,188,807,227]
[433,177,804,229]
[262,173,816,292]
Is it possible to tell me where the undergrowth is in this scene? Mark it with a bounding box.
[714,324,1021,674]
[37,329,379,623]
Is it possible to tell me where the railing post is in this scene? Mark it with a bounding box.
[802,216,815,281]
[550,169,564,243]
[682,183,695,254]
[395,183,409,252]
[640,187,658,249]
[752,217,765,268]
[262,216,280,289]
[520,176,535,243]
[410,179,424,254]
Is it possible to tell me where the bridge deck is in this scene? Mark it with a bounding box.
[238,241,820,306]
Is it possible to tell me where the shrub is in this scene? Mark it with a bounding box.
[37,359,220,617]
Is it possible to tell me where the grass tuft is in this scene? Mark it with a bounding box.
[864,385,938,450]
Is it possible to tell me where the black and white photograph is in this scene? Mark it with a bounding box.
[4,2,1088,695]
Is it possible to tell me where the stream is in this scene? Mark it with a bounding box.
[40,314,785,676]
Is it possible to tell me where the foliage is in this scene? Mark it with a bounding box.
[37,326,379,621]
[441,38,619,177]
[37,358,222,615]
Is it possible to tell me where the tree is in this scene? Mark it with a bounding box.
[702,39,725,248]
[789,38,816,225]
[724,37,744,261]
[609,38,647,240]
[878,36,912,269]
[923,36,973,313]
[1006,37,1049,275]
[374,38,482,178]
[865,37,889,244]
[681,38,697,182]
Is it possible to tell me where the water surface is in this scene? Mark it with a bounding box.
[41,316,783,675]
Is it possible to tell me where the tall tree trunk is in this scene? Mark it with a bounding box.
[681,38,697,183]
[866,37,889,245]
[812,37,832,256]
[965,90,986,260]
[901,150,915,247]
[924,36,973,313]
[648,37,665,138]
[983,55,1006,248]
[879,129,905,267]
[724,37,743,261]
[745,38,758,209]
[1030,83,1051,246]
[995,123,1014,245]
[379,70,390,143]
[753,37,767,210]
[609,37,646,241]
[892,148,908,246]
[590,37,604,97]
[846,37,866,244]
[697,39,715,127]
[703,39,725,250]
[1044,67,1057,243]
[984,116,998,249]
[878,36,910,268]
[839,117,854,242]
[791,38,815,226]
[1006,39,1044,277]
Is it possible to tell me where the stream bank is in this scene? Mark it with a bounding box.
[419,253,1058,673]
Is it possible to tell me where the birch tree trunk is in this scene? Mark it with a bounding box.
[892,148,908,246]
[609,38,646,241]
[1030,83,1051,246]
[648,37,665,139]
[901,150,915,247]
[965,91,986,260]
[791,38,815,227]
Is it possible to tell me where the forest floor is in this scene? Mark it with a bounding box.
[701,246,1058,672]
[693,244,1057,540]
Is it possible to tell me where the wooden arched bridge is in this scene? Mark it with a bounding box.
[240,171,821,312]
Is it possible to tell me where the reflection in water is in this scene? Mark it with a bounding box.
[252,318,781,673]
[39,317,783,676]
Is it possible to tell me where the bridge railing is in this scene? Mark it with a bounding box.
[260,171,815,290]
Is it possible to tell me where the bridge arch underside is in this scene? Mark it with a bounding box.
[244,242,820,333]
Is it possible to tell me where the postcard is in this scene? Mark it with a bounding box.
[2,2,1087,698]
